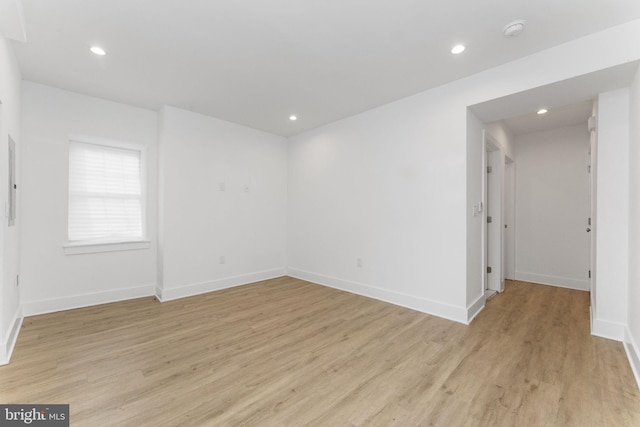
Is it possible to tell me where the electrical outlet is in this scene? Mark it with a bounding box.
[219,255,226,264]
[244,184,250,193]
[219,182,226,192]
[357,258,363,268]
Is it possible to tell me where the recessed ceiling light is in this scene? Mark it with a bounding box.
[537,108,548,115]
[451,44,466,54]
[289,115,298,121]
[90,46,106,56]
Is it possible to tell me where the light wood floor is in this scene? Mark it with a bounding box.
[1,278,639,426]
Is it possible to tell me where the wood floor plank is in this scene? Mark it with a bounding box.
[1,277,639,426]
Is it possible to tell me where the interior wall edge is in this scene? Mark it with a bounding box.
[514,272,589,291]
[158,268,286,302]
[0,306,23,365]
[287,268,468,324]
[466,294,486,324]
[591,309,626,341]
[22,284,156,317]
[624,327,640,390]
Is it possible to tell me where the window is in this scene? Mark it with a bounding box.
[67,138,147,252]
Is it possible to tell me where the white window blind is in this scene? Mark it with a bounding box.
[68,141,143,243]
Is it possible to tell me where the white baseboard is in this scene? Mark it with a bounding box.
[466,294,486,323]
[287,268,467,324]
[157,268,286,302]
[515,271,589,291]
[22,284,156,317]
[0,306,24,365]
[624,327,640,391]
[590,305,625,341]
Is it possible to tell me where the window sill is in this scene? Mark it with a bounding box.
[64,240,151,255]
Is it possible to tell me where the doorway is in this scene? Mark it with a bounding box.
[483,133,503,295]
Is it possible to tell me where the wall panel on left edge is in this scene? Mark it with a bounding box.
[19,82,158,316]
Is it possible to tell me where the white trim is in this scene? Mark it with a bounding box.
[68,134,145,151]
[287,268,468,324]
[22,284,156,317]
[466,294,486,323]
[155,285,163,301]
[590,305,625,341]
[0,306,24,365]
[64,240,150,255]
[515,271,589,291]
[624,327,640,391]
[157,268,286,302]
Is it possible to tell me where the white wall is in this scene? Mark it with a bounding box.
[485,122,516,160]
[0,37,22,364]
[593,89,630,340]
[466,111,485,312]
[626,65,640,387]
[20,82,159,315]
[157,106,287,301]
[289,19,640,324]
[289,92,468,321]
[514,125,590,290]
[19,89,288,317]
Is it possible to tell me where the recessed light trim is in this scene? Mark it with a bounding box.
[90,46,106,56]
[289,115,298,121]
[537,108,548,115]
[451,44,466,54]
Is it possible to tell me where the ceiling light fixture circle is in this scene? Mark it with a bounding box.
[451,44,466,54]
[289,115,298,121]
[537,108,548,115]
[90,46,106,56]
[503,20,526,38]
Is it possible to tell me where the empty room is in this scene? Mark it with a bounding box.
[1,0,640,425]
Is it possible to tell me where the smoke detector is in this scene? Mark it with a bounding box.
[503,20,526,38]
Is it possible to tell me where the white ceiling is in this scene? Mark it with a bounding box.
[501,101,594,136]
[470,61,640,136]
[8,0,640,136]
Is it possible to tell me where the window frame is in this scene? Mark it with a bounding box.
[64,135,149,255]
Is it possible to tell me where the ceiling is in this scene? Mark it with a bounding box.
[470,61,640,136]
[502,101,594,136]
[7,0,640,136]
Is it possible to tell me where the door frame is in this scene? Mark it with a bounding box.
[482,131,505,294]
[504,156,516,280]
[588,110,598,309]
